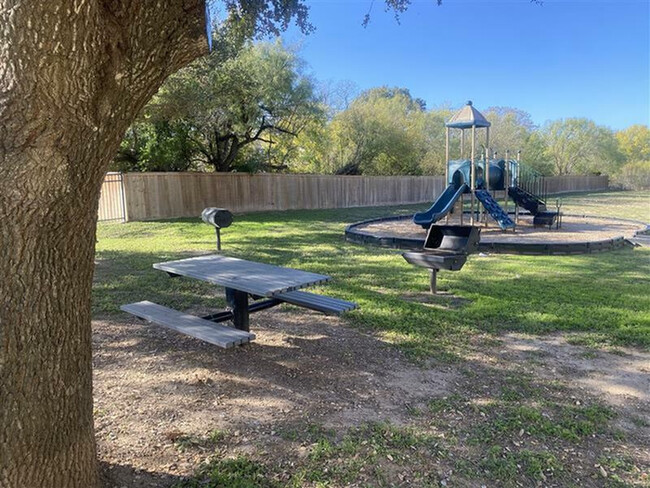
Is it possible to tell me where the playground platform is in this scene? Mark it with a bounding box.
[346,213,649,255]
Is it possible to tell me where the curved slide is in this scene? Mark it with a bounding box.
[413,183,468,229]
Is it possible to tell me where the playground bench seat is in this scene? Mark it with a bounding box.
[274,290,358,315]
[121,301,256,349]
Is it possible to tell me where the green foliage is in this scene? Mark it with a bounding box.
[115,38,323,173]
[418,107,454,175]
[613,160,650,190]
[521,131,553,175]
[112,121,196,172]
[322,87,426,175]
[484,106,534,156]
[145,40,323,172]
[616,124,650,162]
[471,403,615,443]
[216,0,313,40]
[541,118,624,175]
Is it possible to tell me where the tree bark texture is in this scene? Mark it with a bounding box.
[0,2,207,487]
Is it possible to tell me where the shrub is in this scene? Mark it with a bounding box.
[613,160,650,190]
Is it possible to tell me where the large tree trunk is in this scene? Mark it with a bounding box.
[0,2,207,486]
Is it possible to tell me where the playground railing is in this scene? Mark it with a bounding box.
[515,163,547,204]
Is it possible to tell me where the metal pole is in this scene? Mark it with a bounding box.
[445,127,450,224]
[504,149,509,216]
[460,193,464,225]
[461,130,465,159]
[477,149,489,226]
[470,126,476,225]
[216,227,222,251]
[226,288,250,332]
[485,127,491,193]
[445,127,450,184]
[118,172,128,223]
[429,269,438,295]
[516,150,521,223]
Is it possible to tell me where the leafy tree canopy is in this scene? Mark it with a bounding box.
[326,86,426,175]
[541,118,623,175]
[117,39,323,172]
[616,124,650,162]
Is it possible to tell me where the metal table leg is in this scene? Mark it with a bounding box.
[226,287,250,332]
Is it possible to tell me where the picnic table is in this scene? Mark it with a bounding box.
[121,255,357,349]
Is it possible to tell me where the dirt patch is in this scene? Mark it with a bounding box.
[400,291,471,310]
[497,333,650,443]
[95,309,458,486]
[96,311,649,487]
[499,333,650,405]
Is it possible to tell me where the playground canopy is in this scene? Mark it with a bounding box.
[445,101,491,129]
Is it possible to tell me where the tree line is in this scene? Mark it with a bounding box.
[112,40,650,187]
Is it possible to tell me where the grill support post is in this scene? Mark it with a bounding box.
[429,269,438,294]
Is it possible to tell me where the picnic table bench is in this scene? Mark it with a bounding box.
[121,255,357,349]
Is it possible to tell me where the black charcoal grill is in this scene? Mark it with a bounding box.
[402,225,481,294]
[201,207,233,251]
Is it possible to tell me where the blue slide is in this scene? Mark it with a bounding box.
[413,183,468,229]
[475,190,516,230]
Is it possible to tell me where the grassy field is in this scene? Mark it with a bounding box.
[95,190,650,353]
[559,189,650,222]
[95,190,649,488]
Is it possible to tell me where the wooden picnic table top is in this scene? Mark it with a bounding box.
[153,254,331,298]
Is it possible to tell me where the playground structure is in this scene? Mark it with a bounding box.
[345,102,647,293]
[413,101,558,231]
[408,101,558,291]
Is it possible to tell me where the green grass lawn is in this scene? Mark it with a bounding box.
[95,190,650,354]
[95,190,649,487]
[558,189,650,222]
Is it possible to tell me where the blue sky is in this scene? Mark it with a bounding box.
[281,0,649,130]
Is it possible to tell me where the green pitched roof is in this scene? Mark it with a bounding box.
[446,101,491,129]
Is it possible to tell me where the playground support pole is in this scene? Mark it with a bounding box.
[485,127,490,227]
[461,130,465,159]
[481,151,487,226]
[445,127,449,184]
[470,125,476,225]
[516,150,521,223]
[445,127,450,224]
[504,149,509,217]
[485,127,490,192]
[460,193,464,225]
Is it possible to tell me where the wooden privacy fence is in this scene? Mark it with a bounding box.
[97,172,126,222]
[120,172,446,221]
[98,172,609,222]
[542,175,609,194]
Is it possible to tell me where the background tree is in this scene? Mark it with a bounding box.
[540,118,623,175]
[144,40,323,172]
[521,131,553,175]
[616,124,650,162]
[418,107,454,175]
[112,121,197,172]
[327,87,426,175]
